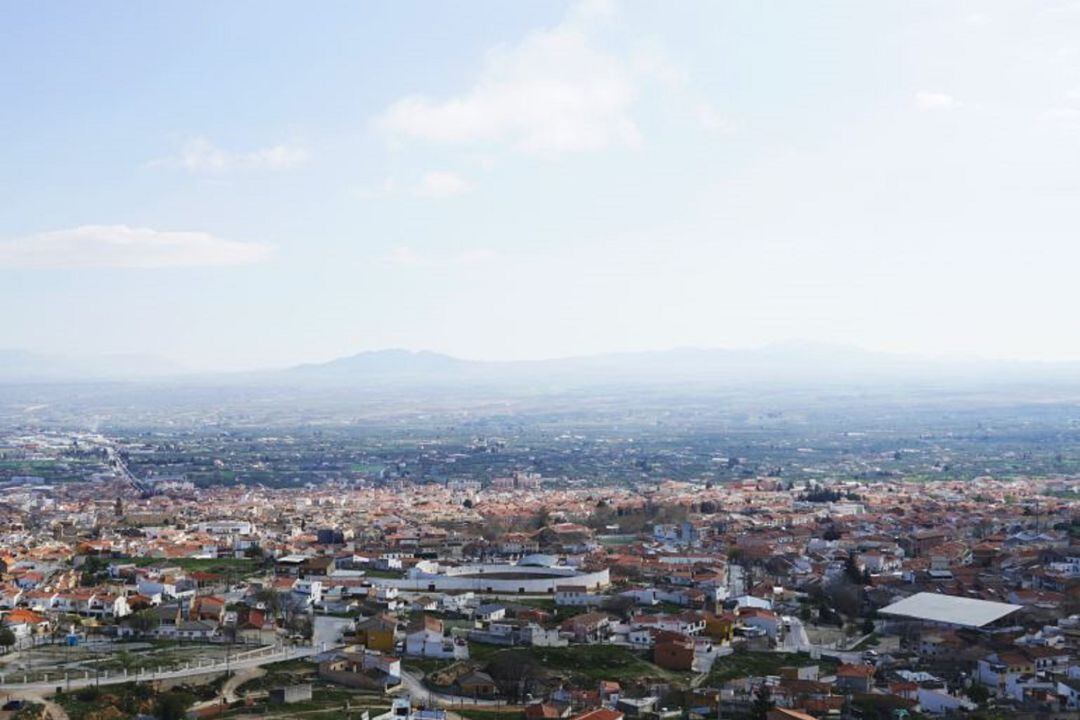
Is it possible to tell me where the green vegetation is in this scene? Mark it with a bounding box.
[235,657,317,694]
[128,556,262,575]
[405,657,455,676]
[456,709,525,720]
[12,703,45,720]
[474,644,687,683]
[56,682,197,720]
[228,686,387,718]
[596,534,637,546]
[707,651,835,684]
[0,626,15,652]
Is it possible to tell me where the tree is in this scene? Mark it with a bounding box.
[750,683,774,720]
[285,612,313,640]
[79,555,109,587]
[844,555,863,584]
[824,579,861,619]
[0,627,15,652]
[485,650,541,702]
[154,690,195,720]
[601,595,636,618]
[530,507,550,531]
[113,650,138,675]
[129,608,160,636]
[254,587,283,617]
[966,682,990,706]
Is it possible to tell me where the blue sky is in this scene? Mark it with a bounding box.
[3,1,1080,370]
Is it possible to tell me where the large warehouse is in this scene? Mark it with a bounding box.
[879,592,1023,631]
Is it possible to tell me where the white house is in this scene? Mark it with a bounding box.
[475,604,506,622]
[916,688,976,714]
[739,608,781,638]
[292,579,323,607]
[555,585,597,607]
[405,619,469,660]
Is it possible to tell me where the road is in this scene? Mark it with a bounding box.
[189,666,267,715]
[781,617,812,651]
[398,669,505,708]
[0,645,317,696]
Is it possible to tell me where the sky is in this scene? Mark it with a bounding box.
[3,1,1080,371]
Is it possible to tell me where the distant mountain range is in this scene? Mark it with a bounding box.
[4,343,1080,388]
[287,349,468,378]
[277,344,1080,388]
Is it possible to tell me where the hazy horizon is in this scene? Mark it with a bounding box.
[7,339,1080,383]
[5,1,1080,370]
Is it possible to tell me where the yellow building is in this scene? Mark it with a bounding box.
[356,614,397,652]
[704,611,736,642]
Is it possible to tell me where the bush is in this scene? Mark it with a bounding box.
[76,686,102,702]
[154,690,195,720]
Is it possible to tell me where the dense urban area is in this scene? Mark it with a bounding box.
[0,392,1078,720]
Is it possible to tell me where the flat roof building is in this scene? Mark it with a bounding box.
[880,592,1022,629]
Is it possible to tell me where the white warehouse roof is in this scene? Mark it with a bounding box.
[880,592,1022,628]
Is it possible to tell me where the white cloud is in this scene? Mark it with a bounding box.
[151,137,309,173]
[914,91,962,111]
[413,171,474,199]
[375,2,641,153]
[0,225,270,269]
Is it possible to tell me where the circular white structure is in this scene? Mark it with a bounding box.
[366,562,610,594]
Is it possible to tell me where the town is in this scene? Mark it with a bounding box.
[0,426,1077,720]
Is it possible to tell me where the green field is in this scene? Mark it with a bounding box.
[707,651,835,684]
[471,644,689,683]
[128,557,263,575]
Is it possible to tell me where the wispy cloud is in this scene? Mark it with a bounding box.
[914,91,962,111]
[0,225,270,269]
[151,136,309,173]
[375,1,641,154]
